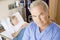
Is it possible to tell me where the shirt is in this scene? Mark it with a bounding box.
[22,22,60,40]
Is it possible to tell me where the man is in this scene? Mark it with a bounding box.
[22,0,60,40]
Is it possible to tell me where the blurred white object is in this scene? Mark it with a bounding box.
[16,1,19,7]
[12,12,25,32]
[0,36,2,40]
[0,17,14,39]
[0,12,25,40]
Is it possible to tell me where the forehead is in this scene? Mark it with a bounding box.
[30,6,44,15]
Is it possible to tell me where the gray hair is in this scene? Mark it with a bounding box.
[30,0,48,12]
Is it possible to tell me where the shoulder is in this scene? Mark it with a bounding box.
[52,22,60,39]
[52,22,60,34]
[52,22,60,30]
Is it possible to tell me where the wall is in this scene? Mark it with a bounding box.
[49,0,60,25]
[56,0,60,25]
[0,0,18,21]
[49,0,58,21]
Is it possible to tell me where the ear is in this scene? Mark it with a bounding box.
[48,8,50,18]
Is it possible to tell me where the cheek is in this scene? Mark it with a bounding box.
[32,17,40,23]
[40,15,48,22]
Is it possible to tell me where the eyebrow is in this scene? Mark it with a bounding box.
[39,12,44,15]
[31,15,37,17]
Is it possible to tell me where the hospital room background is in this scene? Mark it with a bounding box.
[0,0,60,40]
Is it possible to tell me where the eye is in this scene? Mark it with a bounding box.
[40,13,43,15]
[40,12,44,16]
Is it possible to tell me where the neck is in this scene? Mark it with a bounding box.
[39,20,52,32]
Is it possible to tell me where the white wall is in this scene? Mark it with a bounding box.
[0,0,17,21]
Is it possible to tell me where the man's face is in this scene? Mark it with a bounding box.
[30,6,49,27]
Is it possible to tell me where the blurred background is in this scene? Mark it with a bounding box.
[0,0,60,40]
[0,0,60,25]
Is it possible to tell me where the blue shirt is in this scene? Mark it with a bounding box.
[22,22,60,40]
